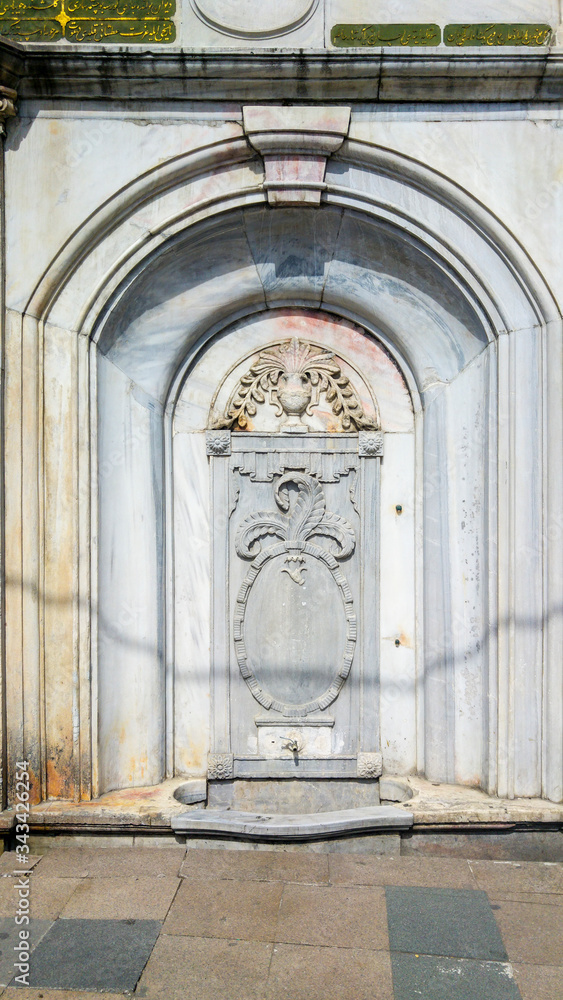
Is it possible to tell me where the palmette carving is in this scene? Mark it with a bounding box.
[212,337,378,432]
[235,472,355,583]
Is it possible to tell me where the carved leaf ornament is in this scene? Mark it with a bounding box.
[214,337,377,432]
[234,473,357,716]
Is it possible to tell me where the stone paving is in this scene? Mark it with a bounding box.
[0,847,560,999]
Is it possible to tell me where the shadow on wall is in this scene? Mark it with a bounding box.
[7,572,562,718]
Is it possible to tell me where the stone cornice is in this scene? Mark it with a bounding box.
[1,42,562,103]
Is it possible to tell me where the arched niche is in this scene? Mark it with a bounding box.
[12,135,560,806]
[94,204,492,795]
[172,308,414,783]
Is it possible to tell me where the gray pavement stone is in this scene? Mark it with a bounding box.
[492,900,563,966]
[513,963,563,1000]
[179,846,329,884]
[0,878,81,920]
[135,933,272,1000]
[385,886,508,961]
[469,861,563,896]
[0,918,52,988]
[31,848,185,879]
[59,875,180,920]
[163,876,283,941]
[390,954,522,1000]
[265,943,394,1000]
[328,855,477,889]
[0,858,42,877]
[17,917,160,992]
[276,883,389,950]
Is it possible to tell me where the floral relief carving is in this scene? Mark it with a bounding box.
[207,753,234,780]
[212,338,378,432]
[357,752,383,778]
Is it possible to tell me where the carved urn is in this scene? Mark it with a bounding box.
[277,372,312,429]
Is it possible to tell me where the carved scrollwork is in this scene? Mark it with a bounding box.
[212,338,378,433]
[235,472,355,580]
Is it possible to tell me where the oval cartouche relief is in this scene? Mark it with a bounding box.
[190,0,318,38]
[244,551,347,707]
[233,473,357,717]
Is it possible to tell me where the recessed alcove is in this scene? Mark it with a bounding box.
[94,202,493,800]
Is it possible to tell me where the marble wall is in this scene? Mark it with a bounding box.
[2,96,562,808]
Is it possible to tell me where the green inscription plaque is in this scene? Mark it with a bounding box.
[444,23,552,46]
[0,0,60,15]
[0,0,175,40]
[0,15,61,37]
[65,15,173,38]
[331,23,441,47]
[65,0,174,18]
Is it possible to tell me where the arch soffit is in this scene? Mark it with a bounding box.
[30,136,559,375]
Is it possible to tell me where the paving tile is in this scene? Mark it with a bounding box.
[3,990,127,999]
[469,861,563,896]
[265,943,394,1000]
[385,886,508,961]
[329,854,476,889]
[180,847,329,884]
[60,875,180,920]
[163,876,283,941]
[20,917,160,992]
[135,932,272,999]
[390,953,522,1000]
[0,878,81,920]
[489,891,563,907]
[0,918,53,987]
[492,900,563,966]
[276,883,389,950]
[0,857,42,877]
[513,963,563,1000]
[31,847,185,879]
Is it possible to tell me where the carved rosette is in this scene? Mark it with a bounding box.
[358,431,384,457]
[212,338,379,433]
[206,429,231,455]
[207,753,234,780]
[0,86,17,135]
[357,752,383,779]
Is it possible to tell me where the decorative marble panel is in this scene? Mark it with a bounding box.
[207,335,383,779]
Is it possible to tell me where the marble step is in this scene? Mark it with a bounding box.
[172,805,413,840]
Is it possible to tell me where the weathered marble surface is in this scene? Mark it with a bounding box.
[172,805,414,837]
[2,99,561,814]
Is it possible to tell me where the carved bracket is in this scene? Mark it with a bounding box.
[243,106,351,207]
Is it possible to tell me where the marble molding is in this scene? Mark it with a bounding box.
[2,47,562,102]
